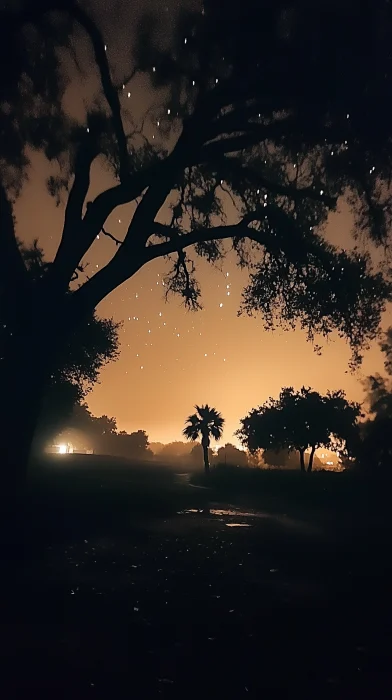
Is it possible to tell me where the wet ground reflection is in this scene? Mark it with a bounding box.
[176,505,322,536]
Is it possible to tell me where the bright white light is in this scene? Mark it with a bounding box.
[58,444,67,454]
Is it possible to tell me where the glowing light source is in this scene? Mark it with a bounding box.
[58,444,67,454]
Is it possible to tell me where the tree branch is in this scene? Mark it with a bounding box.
[71,5,129,182]
[62,137,97,234]
[206,109,294,143]
[101,226,122,246]
[146,217,266,261]
[120,123,199,251]
[115,67,138,91]
[212,158,337,208]
[50,162,160,288]
[69,211,265,316]
[69,251,145,319]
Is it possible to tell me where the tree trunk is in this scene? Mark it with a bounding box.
[0,329,53,498]
[202,444,210,474]
[307,445,316,473]
[299,449,306,472]
[0,360,48,567]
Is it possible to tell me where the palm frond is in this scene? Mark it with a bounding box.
[184,404,225,444]
[183,412,201,441]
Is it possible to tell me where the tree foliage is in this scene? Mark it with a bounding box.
[183,404,225,444]
[59,403,152,459]
[215,443,248,467]
[1,1,392,366]
[356,327,392,470]
[13,240,120,388]
[7,241,121,447]
[237,387,361,471]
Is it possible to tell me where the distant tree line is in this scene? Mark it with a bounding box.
[150,439,248,469]
[56,404,153,461]
[182,328,392,475]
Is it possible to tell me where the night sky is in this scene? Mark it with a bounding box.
[13,0,391,445]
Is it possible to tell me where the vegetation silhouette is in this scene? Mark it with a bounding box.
[215,443,248,467]
[262,448,321,470]
[354,327,392,470]
[183,404,224,473]
[58,404,152,460]
[238,387,361,472]
[189,443,215,469]
[0,241,120,453]
[153,441,197,462]
[1,2,392,492]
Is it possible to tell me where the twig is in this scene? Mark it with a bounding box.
[101,226,122,246]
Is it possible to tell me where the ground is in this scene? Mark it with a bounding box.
[1,456,392,699]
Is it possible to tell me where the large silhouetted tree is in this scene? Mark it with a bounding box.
[183,404,224,473]
[0,241,120,452]
[238,387,361,471]
[1,2,392,491]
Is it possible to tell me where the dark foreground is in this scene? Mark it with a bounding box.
[1,457,392,699]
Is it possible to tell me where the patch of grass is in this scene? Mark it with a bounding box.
[191,463,392,521]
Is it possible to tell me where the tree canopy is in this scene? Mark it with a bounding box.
[183,404,225,444]
[237,387,361,471]
[1,1,392,368]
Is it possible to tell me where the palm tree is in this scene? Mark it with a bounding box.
[183,404,225,474]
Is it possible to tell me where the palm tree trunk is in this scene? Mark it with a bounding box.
[299,448,306,472]
[307,445,316,472]
[202,444,210,474]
